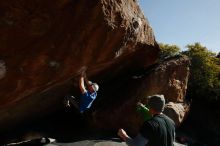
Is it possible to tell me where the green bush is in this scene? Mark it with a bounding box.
[183,42,220,102]
[159,43,181,59]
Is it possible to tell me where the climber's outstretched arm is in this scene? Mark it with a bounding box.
[79,76,87,94]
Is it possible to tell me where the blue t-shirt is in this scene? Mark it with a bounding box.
[79,91,97,113]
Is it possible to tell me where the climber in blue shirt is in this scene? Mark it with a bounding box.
[78,76,99,113]
[64,74,99,113]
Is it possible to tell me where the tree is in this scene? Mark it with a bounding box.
[159,43,180,59]
[183,42,220,102]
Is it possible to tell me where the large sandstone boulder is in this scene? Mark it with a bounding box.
[0,0,190,137]
[0,0,159,131]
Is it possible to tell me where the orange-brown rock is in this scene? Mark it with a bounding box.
[0,0,191,138]
[143,56,190,103]
[90,56,190,133]
[0,0,159,131]
[164,102,189,126]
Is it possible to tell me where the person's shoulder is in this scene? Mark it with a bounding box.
[160,114,175,125]
[148,114,172,125]
[162,114,174,121]
[143,117,158,127]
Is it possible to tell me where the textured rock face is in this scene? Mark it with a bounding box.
[91,56,190,133]
[0,0,190,137]
[164,102,189,126]
[0,0,159,130]
[143,56,190,103]
[0,0,157,106]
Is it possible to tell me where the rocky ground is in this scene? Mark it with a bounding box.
[1,101,210,146]
[5,137,187,146]
[1,108,188,146]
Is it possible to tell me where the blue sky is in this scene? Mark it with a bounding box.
[139,0,220,53]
